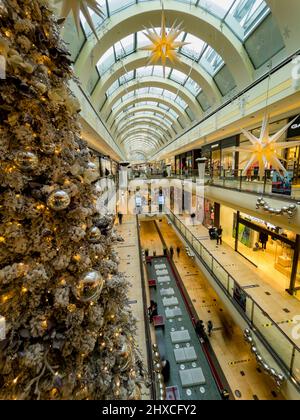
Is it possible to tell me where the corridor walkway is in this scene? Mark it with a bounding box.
[114,215,151,399]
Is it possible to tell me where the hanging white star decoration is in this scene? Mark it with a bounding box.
[55,0,103,39]
[236,115,300,179]
[140,7,189,77]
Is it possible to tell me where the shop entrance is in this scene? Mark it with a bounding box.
[235,215,300,298]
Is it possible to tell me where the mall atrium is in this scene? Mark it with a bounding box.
[0,0,300,402]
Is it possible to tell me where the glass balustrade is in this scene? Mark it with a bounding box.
[168,210,300,384]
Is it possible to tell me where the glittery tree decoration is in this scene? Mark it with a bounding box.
[0,0,145,400]
[237,115,300,178]
[54,0,103,39]
[140,6,189,77]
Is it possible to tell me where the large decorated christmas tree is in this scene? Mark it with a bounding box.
[0,0,145,400]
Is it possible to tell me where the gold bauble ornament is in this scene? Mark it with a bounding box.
[74,270,105,303]
[14,151,38,171]
[87,227,102,243]
[47,190,71,211]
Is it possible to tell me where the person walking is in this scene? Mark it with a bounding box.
[117,211,123,225]
[176,246,181,259]
[217,226,223,245]
[170,246,174,259]
[207,320,213,337]
[161,359,170,383]
[195,320,206,338]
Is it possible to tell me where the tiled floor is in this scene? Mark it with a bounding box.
[140,217,284,400]
[114,215,151,400]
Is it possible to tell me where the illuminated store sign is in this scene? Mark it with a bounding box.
[287,115,300,137]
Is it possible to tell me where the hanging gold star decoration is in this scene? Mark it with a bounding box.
[54,0,103,39]
[140,7,189,77]
[236,115,300,179]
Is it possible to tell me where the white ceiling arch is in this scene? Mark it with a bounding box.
[116,115,174,136]
[76,0,254,89]
[119,127,167,146]
[101,77,201,118]
[107,94,190,127]
[123,136,160,151]
[112,106,181,132]
[117,120,172,140]
[91,51,221,106]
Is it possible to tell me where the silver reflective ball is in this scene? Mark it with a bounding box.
[264,205,270,212]
[154,363,161,373]
[15,151,39,171]
[47,190,71,211]
[282,206,289,213]
[276,373,285,383]
[270,368,277,377]
[275,209,282,216]
[256,355,263,364]
[289,204,296,211]
[74,270,104,303]
[244,329,251,336]
[88,227,102,243]
[153,352,160,361]
[246,336,254,344]
[251,346,258,354]
[263,363,270,373]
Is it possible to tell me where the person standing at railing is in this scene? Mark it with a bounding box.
[217,226,223,245]
[170,246,174,259]
[176,246,181,259]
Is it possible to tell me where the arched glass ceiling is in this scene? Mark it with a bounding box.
[110,88,189,111]
[80,0,269,42]
[96,30,224,78]
[114,102,180,121]
[104,66,201,98]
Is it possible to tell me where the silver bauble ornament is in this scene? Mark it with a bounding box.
[275,209,282,216]
[263,205,270,212]
[74,270,105,303]
[263,362,270,373]
[15,151,38,171]
[270,368,277,377]
[40,142,56,155]
[154,362,161,373]
[88,227,102,243]
[153,352,160,361]
[152,344,158,352]
[251,346,257,354]
[289,204,296,211]
[282,207,289,213]
[276,373,285,383]
[246,336,254,344]
[47,190,71,211]
[256,355,263,364]
[244,329,251,336]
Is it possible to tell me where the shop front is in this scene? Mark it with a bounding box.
[220,204,300,298]
[286,115,300,185]
[201,136,239,179]
[203,199,220,228]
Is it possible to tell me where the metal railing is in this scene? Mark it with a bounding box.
[167,210,300,389]
[135,171,300,202]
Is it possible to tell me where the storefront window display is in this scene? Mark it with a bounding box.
[204,199,216,228]
[219,204,299,296]
[237,214,297,293]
